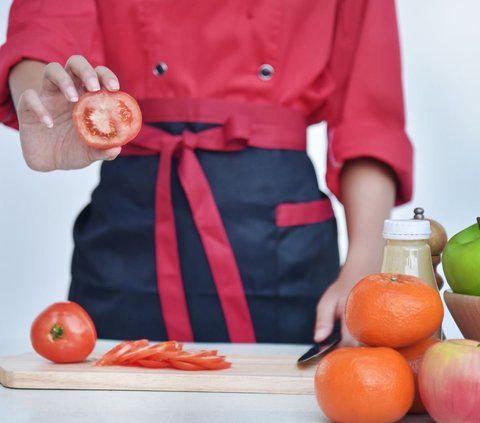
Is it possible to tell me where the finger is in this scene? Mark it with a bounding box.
[86,146,122,164]
[314,296,337,342]
[94,66,120,91]
[65,55,101,92]
[17,89,54,128]
[42,62,79,102]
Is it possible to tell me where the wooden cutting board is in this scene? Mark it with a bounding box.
[0,352,316,394]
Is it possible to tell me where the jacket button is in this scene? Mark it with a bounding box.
[153,62,168,76]
[258,64,274,80]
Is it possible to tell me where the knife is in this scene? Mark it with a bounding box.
[297,321,342,364]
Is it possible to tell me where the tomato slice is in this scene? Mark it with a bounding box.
[180,350,218,358]
[146,351,184,361]
[116,341,180,364]
[135,359,170,369]
[72,90,142,149]
[168,359,204,371]
[95,339,149,366]
[176,355,231,370]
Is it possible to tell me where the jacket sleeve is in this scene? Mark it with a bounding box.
[323,0,413,205]
[0,0,104,129]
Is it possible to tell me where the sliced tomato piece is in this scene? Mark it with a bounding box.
[95,339,149,366]
[118,341,180,364]
[115,345,155,365]
[181,358,228,370]
[72,90,142,149]
[144,351,183,361]
[176,355,231,370]
[95,341,131,366]
[135,359,170,369]
[197,360,231,370]
[168,359,205,371]
[180,350,218,358]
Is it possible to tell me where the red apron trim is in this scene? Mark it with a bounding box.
[154,141,194,341]
[276,198,334,227]
[120,99,307,343]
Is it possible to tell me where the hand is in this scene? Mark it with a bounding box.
[313,158,396,346]
[14,55,122,171]
[314,268,360,347]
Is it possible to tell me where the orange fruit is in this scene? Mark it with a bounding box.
[397,337,440,414]
[315,346,414,423]
[345,273,444,348]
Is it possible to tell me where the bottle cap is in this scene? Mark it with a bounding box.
[383,219,431,240]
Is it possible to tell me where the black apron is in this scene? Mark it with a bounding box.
[69,102,340,344]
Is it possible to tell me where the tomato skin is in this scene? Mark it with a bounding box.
[30,301,97,363]
[72,90,142,149]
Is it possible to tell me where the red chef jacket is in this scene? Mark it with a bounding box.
[0,0,413,343]
[0,0,412,203]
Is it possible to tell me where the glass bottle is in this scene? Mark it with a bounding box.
[380,218,442,338]
[381,219,438,290]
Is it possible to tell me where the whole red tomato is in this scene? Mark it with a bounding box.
[30,301,97,363]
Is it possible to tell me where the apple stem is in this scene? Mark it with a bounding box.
[477,217,480,229]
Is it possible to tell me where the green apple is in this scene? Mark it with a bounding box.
[442,218,480,295]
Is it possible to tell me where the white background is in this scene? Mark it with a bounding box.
[1,0,478,342]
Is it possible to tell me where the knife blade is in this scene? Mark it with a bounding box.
[297,322,342,364]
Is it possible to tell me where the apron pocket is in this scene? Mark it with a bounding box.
[275,198,334,227]
[274,196,339,342]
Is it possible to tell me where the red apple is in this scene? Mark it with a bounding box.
[418,339,480,423]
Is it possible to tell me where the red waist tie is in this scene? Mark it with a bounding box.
[120,98,307,343]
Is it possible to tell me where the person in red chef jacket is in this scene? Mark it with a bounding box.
[0,0,412,345]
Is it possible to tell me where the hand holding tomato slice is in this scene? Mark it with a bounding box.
[31,301,97,363]
[13,55,139,171]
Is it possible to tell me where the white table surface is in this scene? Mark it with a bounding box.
[0,338,434,423]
